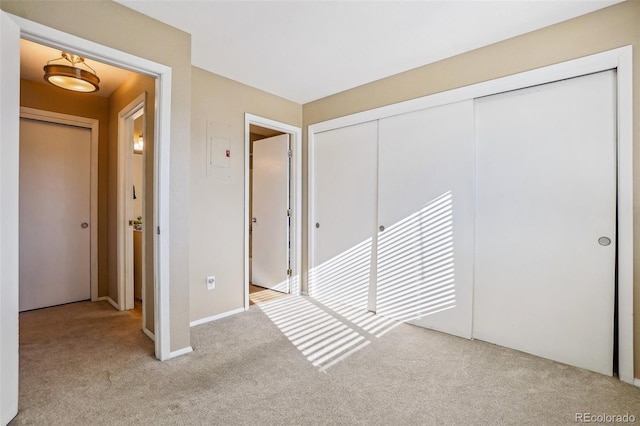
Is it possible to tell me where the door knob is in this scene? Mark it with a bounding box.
[598,236,611,246]
[379,225,385,232]
[315,223,320,229]
[81,222,89,229]
[251,217,257,223]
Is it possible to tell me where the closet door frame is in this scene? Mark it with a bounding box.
[307,46,633,385]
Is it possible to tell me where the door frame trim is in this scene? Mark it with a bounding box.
[244,114,302,309]
[117,93,145,314]
[19,107,99,304]
[307,46,634,384]
[9,12,173,361]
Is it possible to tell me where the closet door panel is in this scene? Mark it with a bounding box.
[310,121,378,312]
[377,100,475,338]
[473,71,616,375]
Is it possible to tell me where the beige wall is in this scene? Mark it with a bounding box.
[19,79,110,297]
[107,72,156,333]
[2,0,192,352]
[189,67,301,322]
[303,0,640,377]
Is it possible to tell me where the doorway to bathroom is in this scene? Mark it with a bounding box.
[118,94,149,334]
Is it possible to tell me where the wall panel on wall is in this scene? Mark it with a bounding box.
[376,101,475,338]
[310,121,378,312]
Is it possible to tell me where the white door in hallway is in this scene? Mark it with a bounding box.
[252,134,290,292]
[19,118,91,311]
[473,71,617,375]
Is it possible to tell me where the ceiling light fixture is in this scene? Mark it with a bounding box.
[43,52,100,93]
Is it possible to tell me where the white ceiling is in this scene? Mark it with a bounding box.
[116,0,621,104]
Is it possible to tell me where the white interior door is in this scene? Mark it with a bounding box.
[252,134,290,292]
[473,71,617,375]
[377,101,475,338]
[310,121,378,310]
[19,118,91,312]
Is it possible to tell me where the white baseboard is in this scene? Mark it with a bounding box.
[98,296,119,310]
[169,346,193,359]
[190,307,245,327]
[142,327,155,341]
[634,379,640,388]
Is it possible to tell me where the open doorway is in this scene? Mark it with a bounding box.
[132,112,145,319]
[2,13,176,420]
[117,96,147,327]
[244,115,302,309]
[249,125,289,305]
[18,37,156,341]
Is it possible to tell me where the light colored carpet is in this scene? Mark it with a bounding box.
[10,298,640,425]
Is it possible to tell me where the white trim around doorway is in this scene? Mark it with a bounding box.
[11,13,173,361]
[19,107,99,304]
[244,114,303,310]
[117,93,145,315]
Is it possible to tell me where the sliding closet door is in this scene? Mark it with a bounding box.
[310,121,378,311]
[376,101,475,338]
[473,71,616,375]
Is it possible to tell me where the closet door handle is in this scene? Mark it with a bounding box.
[379,225,385,232]
[598,236,611,246]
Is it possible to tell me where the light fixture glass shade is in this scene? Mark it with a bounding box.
[134,135,144,153]
[43,63,100,93]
